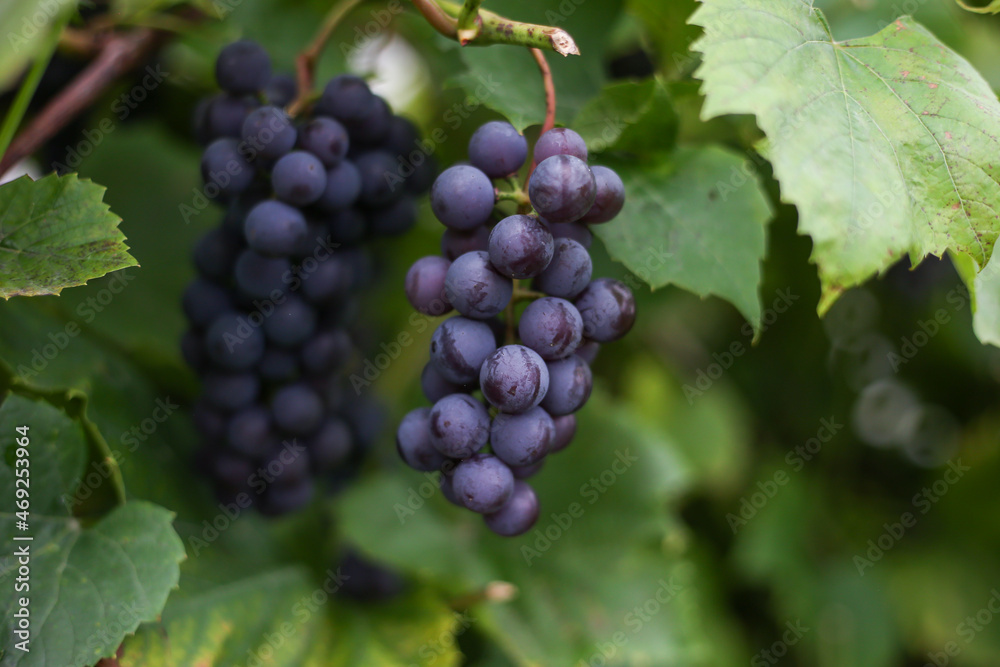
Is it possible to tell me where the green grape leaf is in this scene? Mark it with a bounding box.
[332,391,734,666]
[691,2,1000,314]
[951,251,1000,347]
[0,173,138,299]
[0,0,77,91]
[592,146,773,333]
[0,396,184,667]
[117,568,462,667]
[955,0,1000,13]
[449,0,624,131]
[627,0,701,78]
[572,78,679,155]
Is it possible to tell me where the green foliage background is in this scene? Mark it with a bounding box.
[2,0,1000,665]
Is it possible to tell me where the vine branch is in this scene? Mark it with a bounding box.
[412,0,580,55]
[289,0,365,116]
[0,28,164,175]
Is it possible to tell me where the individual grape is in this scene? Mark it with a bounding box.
[193,227,242,283]
[580,165,625,224]
[468,121,528,178]
[534,238,592,299]
[211,453,254,492]
[546,221,592,249]
[271,383,324,435]
[575,278,637,342]
[397,407,448,472]
[528,155,596,223]
[355,151,402,206]
[540,355,592,416]
[309,417,353,471]
[484,480,539,536]
[271,151,327,206]
[182,278,233,329]
[444,251,512,319]
[428,393,490,459]
[439,469,464,507]
[227,406,274,457]
[430,165,495,230]
[205,313,266,370]
[263,73,296,106]
[533,127,588,163]
[263,296,317,347]
[301,255,352,303]
[575,341,600,365]
[452,453,514,514]
[300,330,352,376]
[291,220,328,258]
[511,460,545,479]
[215,40,271,95]
[234,250,291,300]
[298,117,349,166]
[260,478,314,515]
[518,297,583,360]
[206,94,257,139]
[201,138,254,198]
[316,160,361,211]
[405,256,453,316]
[222,188,269,235]
[181,329,205,371]
[420,363,471,403]
[549,414,577,453]
[266,444,311,483]
[488,215,554,279]
[316,75,375,123]
[479,345,549,414]
[441,226,490,260]
[203,371,260,410]
[490,407,555,467]
[242,106,297,160]
[325,208,367,244]
[244,200,309,256]
[383,116,420,157]
[368,196,417,236]
[258,348,299,382]
[346,95,391,145]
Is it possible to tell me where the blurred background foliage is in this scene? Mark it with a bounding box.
[2,0,1000,665]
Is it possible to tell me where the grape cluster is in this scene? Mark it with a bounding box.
[398,123,634,536]
[183,40,430,515]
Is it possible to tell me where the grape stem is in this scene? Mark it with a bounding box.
[523,47,557,192]
[289,0,366,117]
[410,0,580,55]
[455,0,483,44]
[505,280,520,344]
[495,188,530,207]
